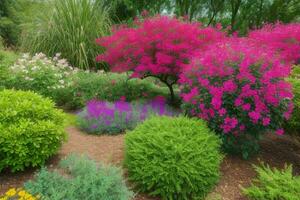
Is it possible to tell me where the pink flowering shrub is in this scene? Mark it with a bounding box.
[249,23,300,64]
[180,39,293,158]
[96,15,224,102]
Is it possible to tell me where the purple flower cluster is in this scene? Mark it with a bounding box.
[77,96,178,134]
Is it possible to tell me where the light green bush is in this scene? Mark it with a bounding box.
[285,78,300,134]
[0,90,66,172]
[125,116,223,200]
[24,154,133,200]
[21,0,111,70]
[243,164,300,200]
[285,66,300,134]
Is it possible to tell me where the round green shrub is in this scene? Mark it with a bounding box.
[125,116,223,200]
[0,89,67,172]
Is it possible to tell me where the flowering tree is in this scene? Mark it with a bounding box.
[249,23,300,64]
[179,39,293,158]
[96,15,224,102]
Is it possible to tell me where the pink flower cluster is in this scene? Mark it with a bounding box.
[180,38,293,136]
[249,23,300,64]
[96,15,224,79]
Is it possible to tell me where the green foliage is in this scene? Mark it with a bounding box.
[285,79,300,134]
[125,116,223,200]
[0,0,19,46]
[21,0,111,70]
[0,0,45,47]
[101,0,135,22]
[60,71,169,109]
[123,0,300,34]
[0,90,67,172]
[0,50,18,90]
[220,132,262,160]
[24,154,133,200]
[243,164,300,200]
[0,37,3,49]
[4,53,77,104]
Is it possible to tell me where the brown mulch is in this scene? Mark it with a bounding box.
[1,126,300,200]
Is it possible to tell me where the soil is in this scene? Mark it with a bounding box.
[1,126,300,200]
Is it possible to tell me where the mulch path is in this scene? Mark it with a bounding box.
[1,126,300,200]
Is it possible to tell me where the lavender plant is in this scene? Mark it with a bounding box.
[77,97,179,135]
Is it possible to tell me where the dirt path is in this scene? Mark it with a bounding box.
[1,126,300,200]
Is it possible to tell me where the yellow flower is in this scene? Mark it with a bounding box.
[5,188,16,197]
[18,190,26,197]
[24,193,32,199]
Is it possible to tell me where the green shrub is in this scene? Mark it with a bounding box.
[5,53,77,103]
[0,90,67,172]
[285,66,300,134]
[0,0,46,47]
[285,77,300,134]
[243,164,300,200]
[0,36,3,49]
[0,50,18,89]
[24,154,133,200]
[125,116,223,200]
[21,0,111,70]
[61,71,169,109]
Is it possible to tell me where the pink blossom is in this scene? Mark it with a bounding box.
[249,23,300,64]
[262,117,270,126]
[211,97,222,110]
[242,103,251,111]
[96,15,225,88]
[218,108,227,116]
[180,38,293,138]
[221,116,238,133]
[120,96,126,101]
[182,87,198,102]
[275,129,284,135]
[240,125,245,131]
[248,111,261,123]
[223,80,237,93]
[234,98,243,107]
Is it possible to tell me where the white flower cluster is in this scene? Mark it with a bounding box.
[10,52,79,90]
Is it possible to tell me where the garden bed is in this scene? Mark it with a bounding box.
[1,124,299,200]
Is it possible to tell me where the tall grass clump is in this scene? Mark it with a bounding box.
[21,0,111,70]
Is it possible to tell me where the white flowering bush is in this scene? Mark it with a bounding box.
[7,52,78,103]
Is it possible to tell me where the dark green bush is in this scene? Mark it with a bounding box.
[125,116,223,200]
[24,154,133,200]
[0,0,43,47]
[60,71,169,109]
[243,164,300,200]
[0,90,66,172]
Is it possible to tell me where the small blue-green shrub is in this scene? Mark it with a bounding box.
[25,154,133,200]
